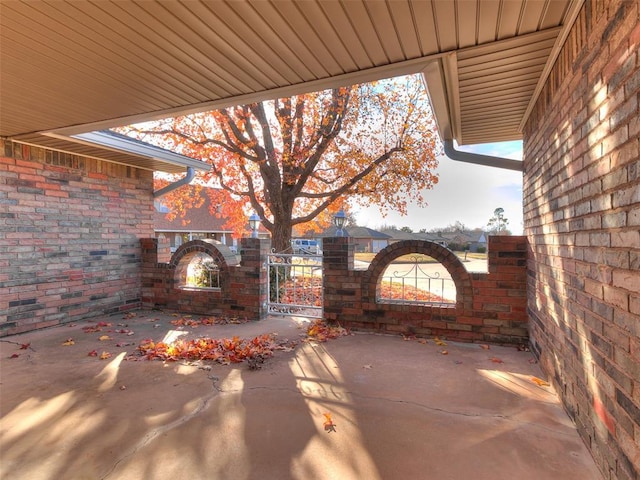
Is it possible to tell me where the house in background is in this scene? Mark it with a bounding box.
[417,232,450,248]
[381,228,424,243]
[429,230,488,252]
[382,228,486,252]
[155,191,236,253]
[315,226,391,253]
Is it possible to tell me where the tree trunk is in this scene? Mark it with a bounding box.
[270,217,293,253]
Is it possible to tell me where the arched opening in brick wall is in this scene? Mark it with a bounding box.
[363,240,473,307]
[170,240,238,291]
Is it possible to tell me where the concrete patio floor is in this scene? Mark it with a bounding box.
[1,310,602,480]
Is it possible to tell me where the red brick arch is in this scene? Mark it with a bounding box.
[170,239,238,288]
[363,240,473,306]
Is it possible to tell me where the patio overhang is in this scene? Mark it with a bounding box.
[1,0,583,171]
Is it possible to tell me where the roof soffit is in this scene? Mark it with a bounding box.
[0,0,582,167]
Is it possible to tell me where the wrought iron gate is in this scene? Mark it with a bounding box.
[266,251,323,318]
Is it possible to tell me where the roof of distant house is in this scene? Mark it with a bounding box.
[381,228,424,241]
[435,230,487,243]
[315,226,391,239]
[154,193,231,233]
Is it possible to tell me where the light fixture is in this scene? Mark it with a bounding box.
[333,209,347,237]
[249,212,260,238]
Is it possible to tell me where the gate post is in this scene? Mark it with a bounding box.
[236,237,271,320]
[322,237,356,321]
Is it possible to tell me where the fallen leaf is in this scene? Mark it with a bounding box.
[119,385,127,390]
[306,320,347,342]
[434,337,447,346]
[99,351,112,360]
[362,364,373,369]
[489,357,504,364]
[88,350,98,357]
[531,377,550,387]
[9,353,20,359]
[479,344,490,350]
[82,325,102,333]
[116,342,134,348]
[99,335,111,341]
[62,338,75,346]
[97,322,111,328]
[440,350,448,355]
[20,343,30,350]
[323,413,337,433]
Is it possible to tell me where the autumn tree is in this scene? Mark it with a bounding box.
[119,75,440,252]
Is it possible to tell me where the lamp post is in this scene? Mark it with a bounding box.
[333,209,347,237]
[248,213,260,239]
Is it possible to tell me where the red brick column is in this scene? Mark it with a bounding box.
[322,237,362,322]
[230,238,270,320]
[470,236,528,342]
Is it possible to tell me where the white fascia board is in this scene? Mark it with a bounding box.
[70,131,209,171]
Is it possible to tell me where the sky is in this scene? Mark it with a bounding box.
[353,140,524,234]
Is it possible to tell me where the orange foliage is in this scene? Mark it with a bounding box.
[379,283,447,304]
[137,334,282,363]
[306,319,348,342]
[115,75,440,251]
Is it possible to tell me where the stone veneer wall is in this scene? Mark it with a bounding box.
[0,140,154,336]
[523,1,639,478]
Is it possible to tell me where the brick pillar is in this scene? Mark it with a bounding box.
[322,236,354,271]
[140,238,159,308]
[232,237,270,320]
[322,237,360,321]
[156,236,171,264]
[480,235,528,342]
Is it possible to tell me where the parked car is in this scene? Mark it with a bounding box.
[291,239,320,255]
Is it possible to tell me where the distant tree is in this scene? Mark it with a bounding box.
[377,223,398,231]
[435,221,467,233]
[400,226,414,233]
[487,207,510,235]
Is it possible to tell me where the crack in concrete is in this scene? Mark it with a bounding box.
[101,376,221,479]
[101,372,573,478]
[220,384,577,438]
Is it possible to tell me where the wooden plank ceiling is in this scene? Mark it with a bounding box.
[0,0,581,172]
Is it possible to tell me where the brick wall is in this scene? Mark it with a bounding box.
[523,1,639,478]
[0,140,154,335]
[141,237,268,320]
[323,236,528,344]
